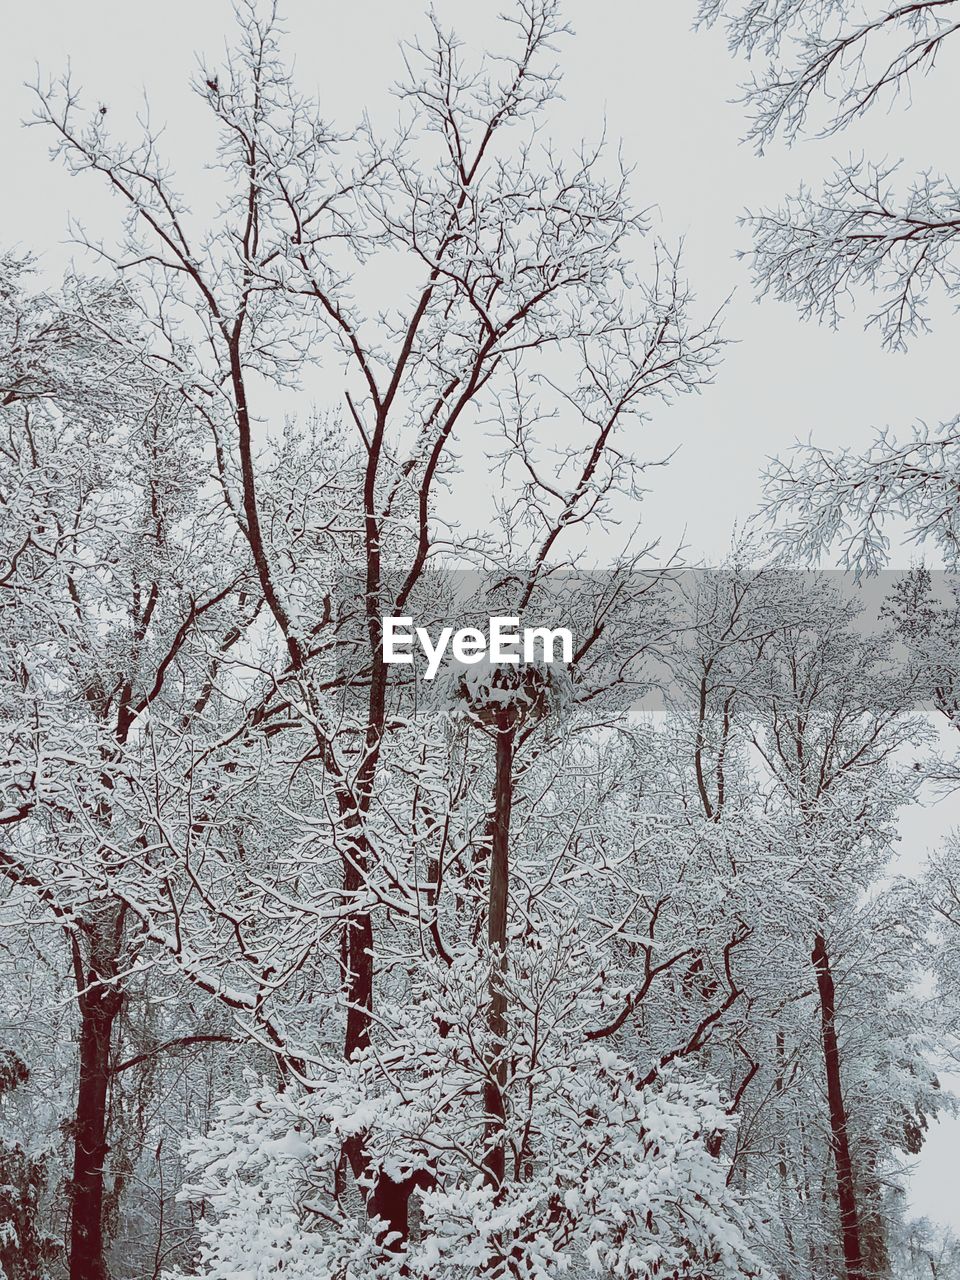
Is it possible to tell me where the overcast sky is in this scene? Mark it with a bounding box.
[4,0,960,1231]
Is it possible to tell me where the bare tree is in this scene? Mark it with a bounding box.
[20,2,724,1258]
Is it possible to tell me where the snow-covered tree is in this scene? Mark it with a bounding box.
[699,0,960,570]
[0,5,954,1279]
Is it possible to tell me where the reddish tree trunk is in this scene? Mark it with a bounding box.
[812,932,865,1280]
[483,725,514,1191]
[69,951,122,1280]
[342,851,374,1061]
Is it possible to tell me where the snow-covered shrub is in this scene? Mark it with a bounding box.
[168,957,767,1280]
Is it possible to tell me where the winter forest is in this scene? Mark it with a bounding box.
[4,2,960,1278]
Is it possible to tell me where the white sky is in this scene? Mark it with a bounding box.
[4,0,960,1234]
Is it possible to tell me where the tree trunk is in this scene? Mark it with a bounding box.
[342,850,374,1061]
[69,942,123,1280]
[812,932,865,1280]
[483,724,514,1192]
